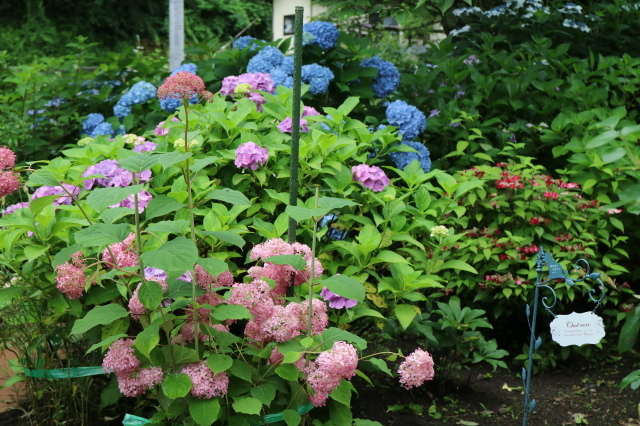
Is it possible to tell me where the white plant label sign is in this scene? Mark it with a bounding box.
[550,312,605,347]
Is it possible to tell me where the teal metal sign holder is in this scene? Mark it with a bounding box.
[522,247,606,425]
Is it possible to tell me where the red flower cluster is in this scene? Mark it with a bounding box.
[495,171,524,189]
[157,71,213,100]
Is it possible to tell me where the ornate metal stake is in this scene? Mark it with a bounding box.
[522,247,606,425]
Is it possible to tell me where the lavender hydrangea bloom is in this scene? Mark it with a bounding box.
[2,202,30,216]
[320,287,357,309]
[116,190,153,213]
[170,63,198,76]
[82,113,105,135]
[89,122,115,138]
[82,159,152,189]
[301,64,334,95]
[389,141,432,173]
[385,100,427,142]
[233,36,263,51]
[302,21,339,51]
[220,73,275,96]
[32,184,81,206]
[144,267,191,282]
[360,56,400,98]
[133,142,158,153]
[352,164,390,192]
[234,142,269,170]
[247,46,285,74]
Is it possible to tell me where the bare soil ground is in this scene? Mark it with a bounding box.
[352,352,640,425]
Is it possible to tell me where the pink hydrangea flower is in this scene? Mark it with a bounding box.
[278,117,309,133]
[102,233,138,270]
[154,116,180,136]
[306,341,358,407]
[302,106,321,117]
[157,71,212,100]
[234,142,269,170]
[55,252,88,299]
[102,339,141,376]
[398,348,435,389]
[0,171,21,198]
[351,164,390,192]
[117,367,164,397]
[181,361,229,399]
[0,147,17,170]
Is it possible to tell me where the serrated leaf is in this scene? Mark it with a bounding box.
[317,196,359,210]
[439,259,478,274]
[155,152,192,169]
[74,223,130,247]
[275,364,299,380]
[138,281,163,310]
[395,304,419,329]
[86,333,127,354]
[251,384,276,405]
[211,305,251,321]
[232,397,262,415]
[285,205,328,222]
[162,373,192,399]
[28,169,61,186]
[118,152,157,173]
[139,237,197,279]
[86,185,145,211]
[71,304,129,335]
[263,254,306,270]
[207,354,233,374]
[320,327,367,350]
[196,258,228,278]
[321,275,365,301]
[146,220,190,235]
[135,324,160,359]
[200,230,245,248]
[189,397,220,426]
[369,358,392,376]
[206,189,251,205]
[144,195,185,220]
[100,207,135,224]
[160,346,200,365]
[282,409,302,426]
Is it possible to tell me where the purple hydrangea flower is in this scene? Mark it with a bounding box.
[351,164,390,192]
[114,190,153,213]
[2,202,30,216]
[31,183,82,206]
[133,142,158,153]
[320,287,358,309]
[220,73,275,96]
[234,142,269,170]
[82,159,152,189]
[144,267,191,282]
[278,117,309,133]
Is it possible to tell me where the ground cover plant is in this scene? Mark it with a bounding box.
[1,1,640,424]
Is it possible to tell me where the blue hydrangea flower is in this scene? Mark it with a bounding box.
[301,63,334,95]
[247,46,285,74]
[302,21,339,51]
[319,213,348,240]
[170,63,198,76]
[389,141,432,172]
[360,56,400,98]
[159,94,199,113]
[233,36,263,51]
[270,67,294,88]
[82,113,105,134]
[386,100,427,142]
[113,81,157,118]
[281,56,294,74]
[88,122,115,138]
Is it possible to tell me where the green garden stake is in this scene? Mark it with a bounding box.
[522,247,606,425]
[287,6,304,244]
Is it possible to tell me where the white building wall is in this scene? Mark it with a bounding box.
[272,0,328,41]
